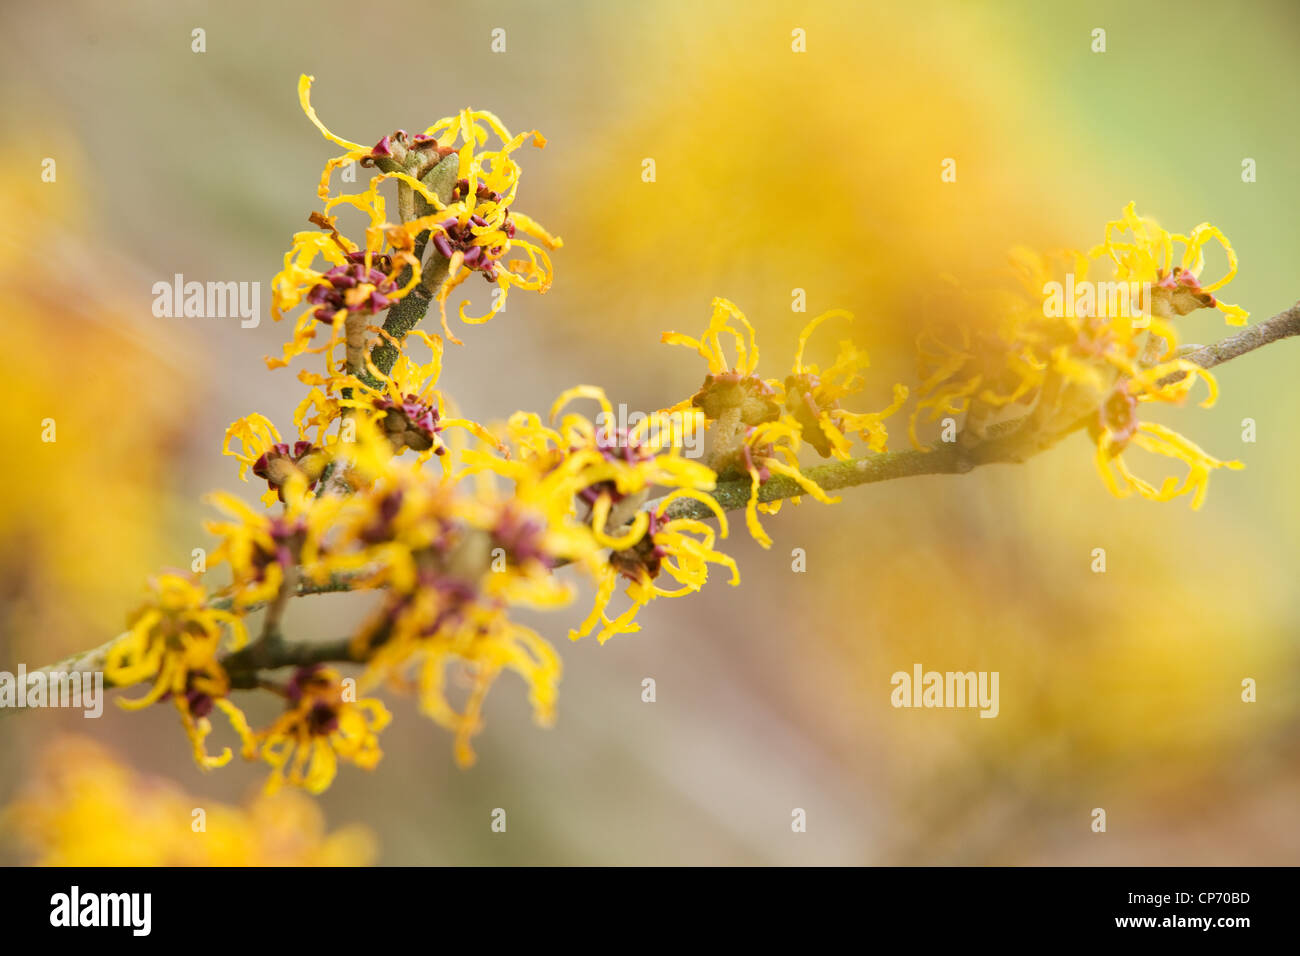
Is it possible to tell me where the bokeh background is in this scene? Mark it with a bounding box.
[2,0,1298,864]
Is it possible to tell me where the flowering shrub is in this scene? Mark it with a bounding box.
[22,75,1295,800]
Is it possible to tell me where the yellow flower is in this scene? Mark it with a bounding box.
[909,276,1048,447]
[664,299,906,546]
[462,385,719,563]
[549,386,720,547]
[290,75,562,347]
[3,736,376,865]
[573,489,740,643]
[1053,207,1247,508]
[221,413,330,504]
[104,574,252,769]
[327,458,570,767]
[1090,201,1247,326]
[268,195,423,372]
[662,298,781,439]
[735,416,842,548]
[781,309,909,458]
[663,295,764,378]
[295,328,500,464]
[369,607,562,769]
[1092,359,1242,510]
[910,206,1249,508]
[323,384,738,762]
[248,665,391,795]
[204,485,344,609]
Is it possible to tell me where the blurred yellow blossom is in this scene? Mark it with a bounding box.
[3,737,375,865]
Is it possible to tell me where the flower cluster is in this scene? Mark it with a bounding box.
[662,297,908,546]
[93,80,1256,800]
[2,737,375,865]
[269,73,561,376]
[104,574,252,770]
[461,386,739,645]
[911,203,1246,508]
